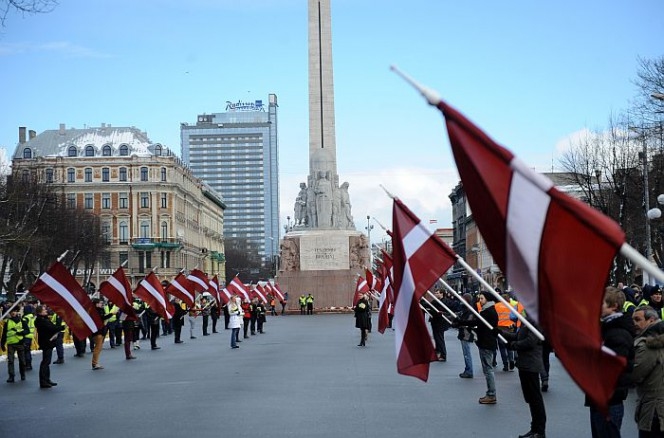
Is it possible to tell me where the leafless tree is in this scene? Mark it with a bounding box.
[0,0,58,27]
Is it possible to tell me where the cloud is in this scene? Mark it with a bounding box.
[0,41,113,58]
[279,166,458,240]
[554,128,593,156]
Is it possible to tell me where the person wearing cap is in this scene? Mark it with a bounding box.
[1,306,29,383]
[22,304,36,371]
[644,286,664,320]
[34,305,61,388]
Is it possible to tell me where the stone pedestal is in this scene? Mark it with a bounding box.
[277,230,369,310]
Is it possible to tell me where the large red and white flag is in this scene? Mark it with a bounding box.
[377,250,394,334]
[187,268,209,293]
[208,275,222,307]
[437,99,627,411]
[391,198,457,381]
[220,287,232,305]
[166,272,196,307]
[134,272,174,321]
[227,275,250,301]
[272,283,286,302]
[99,267,137,321]
[353,276,370,307]
[29,261,104,339]
[253,284,268,303]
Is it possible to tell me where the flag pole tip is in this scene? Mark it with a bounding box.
[389,65,441,106]
[379,184,396,199]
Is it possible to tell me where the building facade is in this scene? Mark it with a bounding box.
[12,124,226,287]
[181,95,279,264]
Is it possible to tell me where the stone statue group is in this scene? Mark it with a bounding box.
[293,171,355,230]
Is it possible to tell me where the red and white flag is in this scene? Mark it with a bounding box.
[220,287,232,305]
[166,272,196,308]
[208,275,222,307]
[227,275,250,301]
[29,261,104,339]
[377,251,394,334]
[353,276,370,307]
[99,267,137,321]
[391,198,457,381]
[134,272,174,321]
[437,99,627,411]
[187,268,209,293]
[272,283,286,302]
[253,284,268,303]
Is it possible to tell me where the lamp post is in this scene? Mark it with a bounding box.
[366,215,374,267]
[630,127,654,268]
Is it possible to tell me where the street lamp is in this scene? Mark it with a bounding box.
[630,127,653,266]
[366,215,374,267]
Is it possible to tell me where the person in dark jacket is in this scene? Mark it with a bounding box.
[423,293,450,361]
[172,298,187,343]
[585,287,635,438]
[456,293,476,378]
[503,316,547,438]
[455,290,498,404]
[34,305,61,388]
[354,294,371,347]
[1,306,29,383]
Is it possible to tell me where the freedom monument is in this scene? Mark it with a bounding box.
[278,0,369,309]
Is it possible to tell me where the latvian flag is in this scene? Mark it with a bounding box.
[166,272,195,308]
[134,272,174,321]
[99,267,137,320]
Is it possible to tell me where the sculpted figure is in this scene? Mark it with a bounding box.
[339,182,354,229]
[294,182,307,226]
[314,171,333,228]
[280,239,300,271]
[306,178,317,228]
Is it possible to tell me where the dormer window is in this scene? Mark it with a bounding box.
[68,146,77,157]
[85,145,95,157]
[22,148,32,159]
[154,145,162,156]
[102,145,112,156]
[119,145,129,156]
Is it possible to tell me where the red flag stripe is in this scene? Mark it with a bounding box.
[138,276,172,320]
[171,278,195,305]
[40,271,100,333]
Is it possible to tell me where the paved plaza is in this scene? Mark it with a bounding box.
[0,313,638,437]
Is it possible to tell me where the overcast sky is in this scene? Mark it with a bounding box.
[1,0,662,239]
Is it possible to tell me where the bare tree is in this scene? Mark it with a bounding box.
[0,0,58,27]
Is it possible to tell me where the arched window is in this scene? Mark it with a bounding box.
[102,145,112,156]
[160,167,167,182]
[85,145,95,157]
[119,145,129,156]
[140,220,151,238]
[22,148,32,159]
[68,146,77,157]
[154,145,162,156]
[161,221,168,239]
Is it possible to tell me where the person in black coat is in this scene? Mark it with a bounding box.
[502,316,546,438]
[585,286,635,438]
[354,294,371,347]
[172,298,187,343]
[34,305,62,388]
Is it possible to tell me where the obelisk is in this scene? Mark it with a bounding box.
[277,0,369,311]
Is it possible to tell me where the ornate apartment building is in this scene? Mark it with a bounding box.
[11,124,226,287]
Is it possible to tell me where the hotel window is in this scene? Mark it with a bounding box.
[102,167,110,182]
[68,146,77,157]
[67,168,75,183]
[161,221,168,239]
[161,167,167,182]
[119,192,128,209]
[140,192,150,208]
[102,145,112,156]
[45,168,54,183]
[160,193,167,208]
[84,168,92,182]
[119,167,127,181]
[101,193,111,209]
[84,193,93,209]
[119,145,129,156]
[140,167,148,181]
[140,220,150,238]
[85,145,95,157]
[23,148,32,159]
[119,221,129,244]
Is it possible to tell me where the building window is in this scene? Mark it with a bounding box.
[160,251,171,269]
[101,193,111,209]
[84,168,92,182]
[155,145,162,156]
[161,221,168,239]
[160,193,167,208]
[119,167,127,182]
[140,192,149,208]
[67,168,75,183]
[101,222,111,243]
[119,251,128,267]
[23,148,32,159]
[138,252,152,274]
[45,168,54,183]
[102,167,109,182]
[161,167,167,182]
[119,192,128,209]
[66,193,76,208]
[119,221,129,244]
[140,167,148,181]
[119,145,129,156]
[84,193,93,209]
[22,170,29,182]
[68,146,77,157]
[102,145,112,156]
[85,145,95,157]
[140,220,150,238]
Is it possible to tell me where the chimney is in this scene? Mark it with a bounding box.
[101,123,106,128]
[59,123,66,135]
[18,127,26,144]
[29,130,36,140]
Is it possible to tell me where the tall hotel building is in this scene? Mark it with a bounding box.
[181,94,280,263]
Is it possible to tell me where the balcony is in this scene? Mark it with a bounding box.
[156,238,183,250]
[131,237,156,250]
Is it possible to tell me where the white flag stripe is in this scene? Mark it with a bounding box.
[107,275,131,306]
[188,275,208,290]
[141,279,173,319]
[506,161,551,319]
[402,222,433,259]
[209,280,218,291]
[394,261,416,359]
[42,273,98,332]
[172,279,194,301]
